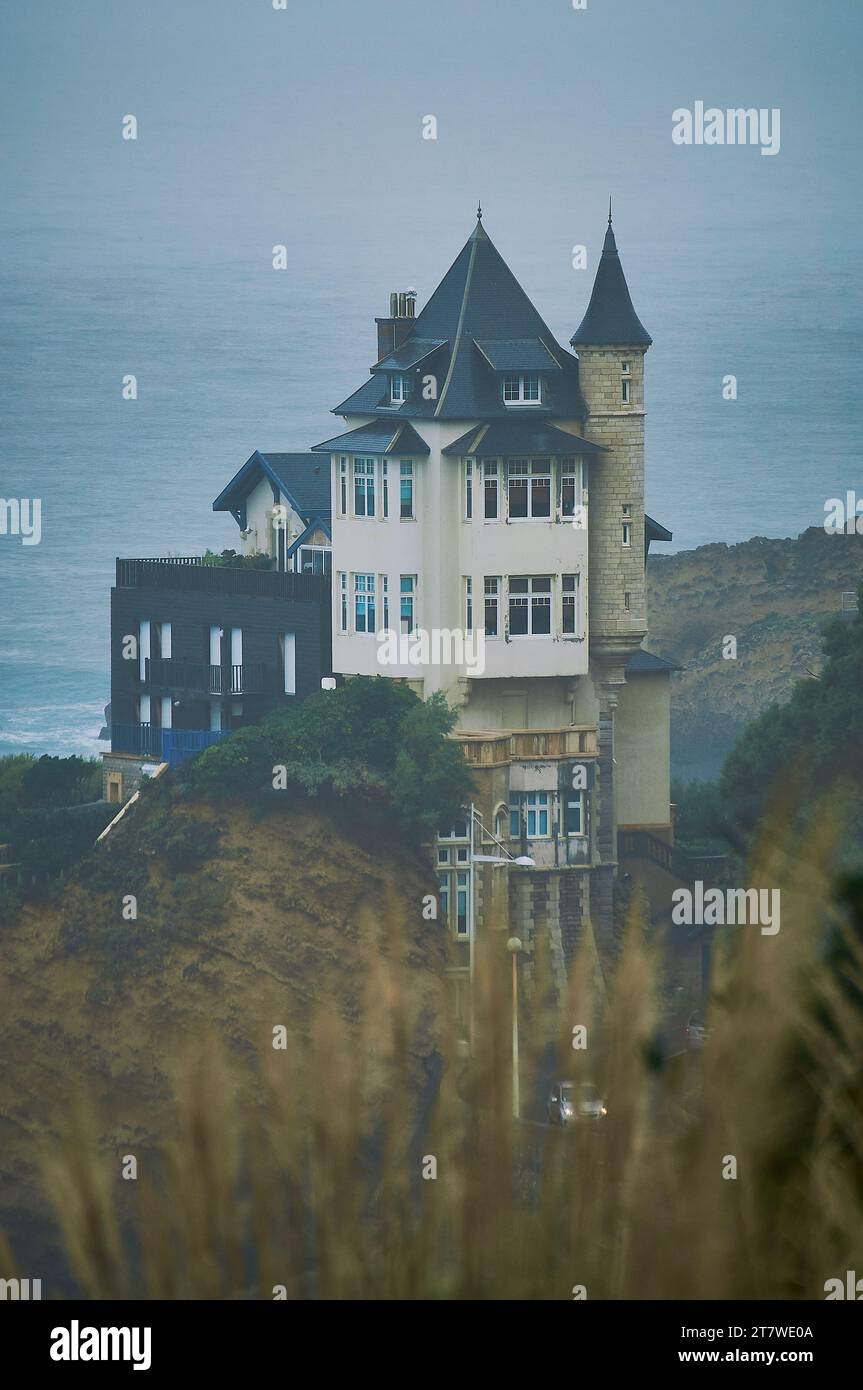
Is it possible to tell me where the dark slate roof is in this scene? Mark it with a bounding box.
[443,420,609,458]
[311,420,430,456]
[570,221,652,347]
[626,648,680,674]
[333,219,588,422]
[374,338,447,372]
[213,451,330,522]
[645,514,673,543]
[474,339,562,372]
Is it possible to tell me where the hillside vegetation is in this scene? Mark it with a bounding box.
[647,527,863,778]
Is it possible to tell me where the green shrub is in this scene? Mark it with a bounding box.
[185,677,474,840]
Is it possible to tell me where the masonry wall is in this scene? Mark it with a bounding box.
[615,672,672,830]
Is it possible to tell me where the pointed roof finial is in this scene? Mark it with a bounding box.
[477,200,482,222]
[608,196,613,226]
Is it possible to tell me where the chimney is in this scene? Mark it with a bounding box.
[375,288,416,361]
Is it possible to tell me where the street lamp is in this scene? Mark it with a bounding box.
[507,936,523,1119]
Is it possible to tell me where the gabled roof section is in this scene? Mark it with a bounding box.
[571,218,652,347]
[332,216,587,423]
[212,451,331,525]
[311,420,430,456]
[286,514,332,561]
[474,339,562,373]
[443,420,609,458]
[373,338,447,372]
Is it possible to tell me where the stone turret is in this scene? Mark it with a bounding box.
[572,211,652,673]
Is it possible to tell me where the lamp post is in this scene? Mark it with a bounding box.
[507,935,523,1120]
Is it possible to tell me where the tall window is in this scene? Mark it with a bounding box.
[622,522,632,547]
[400,575,416,635]
[400,461,414,518]
[391,374,410,404]
[507,458,551,519]
[484,577,500,637]
[353,458,375,517]
[382,460,389,518]
[464,577,473,632]
[381,575,389,629]
[354,573,376,633]
[438,870,469,937]
[561,458,586,517]
[503,373,540,404]
[562,574,579,635]
[566,791,585,836]
[464,459,473,519]
[483,460,498,519]
[508,576,552,636]
[621,361,631,405]
[338,572,348,632]
[339,458,348,515]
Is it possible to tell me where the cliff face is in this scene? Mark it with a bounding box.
[646,528,863,780]
[0,791,445,1291]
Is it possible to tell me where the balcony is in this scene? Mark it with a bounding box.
[455,726,598,768]
[111,723,228,767]
[116,557,328,602]
[145,658,268,696]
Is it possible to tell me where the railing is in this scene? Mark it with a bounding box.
[145,659,268,695]
[116,557,329,602]
[111,723,227,767]
[618,829,727,886]
[456,726,598,767]
[111,722,164,758]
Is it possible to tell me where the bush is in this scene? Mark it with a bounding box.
[201,549,273,570]
[186,677,474,840]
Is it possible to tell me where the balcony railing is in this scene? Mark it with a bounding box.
[455,726,598,767]
[116,557,328,602]
[145,658,268,695]
[111,723,228,767]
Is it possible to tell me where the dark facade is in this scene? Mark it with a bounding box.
[106,558,331,793]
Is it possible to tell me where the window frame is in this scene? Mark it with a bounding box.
[502,373,541,405]
[507,575,553,638]
[353,572,377,634]
[484,576,500,638]
[399,574,417,637]
[390,373,410,404]
[399,460,414,519]
[352,457,376,518]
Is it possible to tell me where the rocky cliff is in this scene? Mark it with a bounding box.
[646,527,863,780]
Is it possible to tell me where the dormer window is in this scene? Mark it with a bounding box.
[503,373,540,405]
[390,374,410,404]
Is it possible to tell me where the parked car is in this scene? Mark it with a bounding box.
[547,1081,607,1127]
[685,1011,710,1049]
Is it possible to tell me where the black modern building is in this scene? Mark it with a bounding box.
[104,563,331,805]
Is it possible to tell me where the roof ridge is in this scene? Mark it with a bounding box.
[434,232,480,417]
